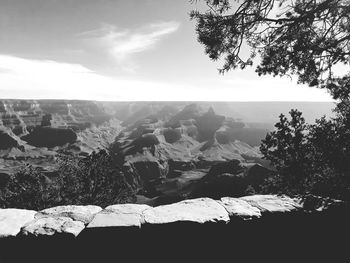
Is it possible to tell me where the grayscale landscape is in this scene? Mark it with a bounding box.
[0,1,349,262]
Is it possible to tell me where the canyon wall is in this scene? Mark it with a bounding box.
[0,100,122,175]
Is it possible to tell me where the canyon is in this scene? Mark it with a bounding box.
[0,100,344,262]
[0,100,334,203]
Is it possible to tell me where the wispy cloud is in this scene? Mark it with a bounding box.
[0,55,332,102]
[81,21,180,71]
[0,55,199,101]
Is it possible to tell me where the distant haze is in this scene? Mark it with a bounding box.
[100,101,335,125]
[208,101,334,124]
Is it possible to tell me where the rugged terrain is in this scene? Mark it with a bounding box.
[109,103,271,202]
[0,100,122,175]
[0,100,334,202]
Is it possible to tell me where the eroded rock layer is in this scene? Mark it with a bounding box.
[0,100,122,175]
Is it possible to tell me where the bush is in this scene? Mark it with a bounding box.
[57,150,136,206]
[259,109,350,200]
[0,165,58,210]
[0,150,136,210]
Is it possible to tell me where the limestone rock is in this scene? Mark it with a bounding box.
[240,195,302,214]
[22,216,85,237]
[219,197,261,220]
[87,204,151,228]
[0,209,36,238]
[35,205,102,224]
[143,198,229,224]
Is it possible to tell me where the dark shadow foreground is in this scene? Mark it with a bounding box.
[1,210,349,263]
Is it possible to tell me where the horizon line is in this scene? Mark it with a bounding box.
[0,98,335,103]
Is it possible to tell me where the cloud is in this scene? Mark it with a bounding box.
[0,55,198,101]
[0,55,333,102]
[81,21,180,71]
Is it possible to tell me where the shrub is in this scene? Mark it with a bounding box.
[57,150,136,206]
[0,150,135,210]
[259,109,350,200]
[0,165,58,210]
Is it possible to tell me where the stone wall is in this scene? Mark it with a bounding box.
[0,195,348,263]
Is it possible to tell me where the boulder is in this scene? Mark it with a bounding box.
[0,209,36,238]
[240,195,302,214]
[143,198,229,224]
[87,204,151,228]
[21,216,85,237]
[35,205,102,224]
[219,197,261,220]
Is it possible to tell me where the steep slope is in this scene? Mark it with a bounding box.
[0,100,121,175]
[110,105,262,197]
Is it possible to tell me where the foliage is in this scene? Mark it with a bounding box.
[0,165,58,210]
[0,150,135,210]
[309,112,350,199]
[190,0,350,91]
[260,109,311,194]
[245,184,256,195]
[260,110,350,200]
[57,150,136,206]
[192,0,350,200]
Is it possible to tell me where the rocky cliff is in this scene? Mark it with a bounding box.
[0,99,122,175]
[0,100,110,135]
[0,195,348,263]
[0,100,271,203]
[110,105,267,201]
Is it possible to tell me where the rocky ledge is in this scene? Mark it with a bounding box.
[0,195,348,263]
[0,194,346,239]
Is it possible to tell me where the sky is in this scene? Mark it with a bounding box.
[0,0,333,101]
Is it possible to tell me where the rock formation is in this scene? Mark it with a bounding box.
[143,198,230,224]
[0,100,122,175]
[35,205,103,224]
[87,204,150,228]
[0,194,346,239]
[21,216,85,237]
[110,104,263,198]
[0,208,36,238]
[0,195,348,263]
